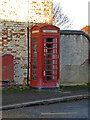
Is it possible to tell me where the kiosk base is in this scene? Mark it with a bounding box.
[30,86,60,90]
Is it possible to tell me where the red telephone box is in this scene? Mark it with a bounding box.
[30,24,60,89]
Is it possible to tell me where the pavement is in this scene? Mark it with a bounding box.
[1,87,89,110]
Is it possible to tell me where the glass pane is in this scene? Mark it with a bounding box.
[46,54,57,59]
[33,43,37,48]
[46,49,56,53]
[33,49,37,53]
[44,64,45,70]
[46,76,57,81]
[44,38,46,42]
[46,38,56,43]
[44,43,46,47]
[33,65,37,69]
[46,43,56,48]
[53,44,56,48]
[52,76,57,80]
[33,38,37,42]
[46,60,57,64]
[46,60,51,64]
[44,58,45,64]
[46,71,57,75]
[52,60,57,64]
[46,76,52,81]
[46,65,57,70]
[52,65,57,69]
[46,43,51,48]
[46,38,52,42]
[32,76,37,80]
[46,71,52,75]
[52,71,57,75]
[33,70,37,75]
[56,43,57,48]
[33,59,37,64]
[32,54,37,58]
[44,49,46,53]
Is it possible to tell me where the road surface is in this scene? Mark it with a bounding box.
[2,99,88,119]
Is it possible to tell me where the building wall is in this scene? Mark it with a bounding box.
[0,22,3,85]
[0,0,53,87]
[88,40,90,83]
[0,0,53,24]
[0,20,36,86]
[60,32,89,85]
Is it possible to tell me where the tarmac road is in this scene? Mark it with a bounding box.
[2,99,88,119]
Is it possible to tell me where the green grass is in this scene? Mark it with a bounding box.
[60,83,90,89]
[87,82,90,86]
[2,86,43,92]
[2,83,90,92]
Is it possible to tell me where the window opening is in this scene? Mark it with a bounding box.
[44,38,57,81]
[32,38,37,81]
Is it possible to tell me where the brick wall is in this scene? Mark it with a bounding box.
[0,21,3,85]
[0,20,37,86]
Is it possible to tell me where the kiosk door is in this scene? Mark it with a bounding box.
[44,37,59,82]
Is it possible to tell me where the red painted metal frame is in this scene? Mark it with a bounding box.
[89,50,90,64]
[30,24,60,89]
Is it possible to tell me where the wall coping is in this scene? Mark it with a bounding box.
[60,30,90,41]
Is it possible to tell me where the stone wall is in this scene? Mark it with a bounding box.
[60,30,89,85]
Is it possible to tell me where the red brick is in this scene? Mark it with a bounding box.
[2,37,8,40]
[15,57,20,60]
[24,77,27,80]
[0,48,3,51]
[3,41,8,44]
[2,33,8,36]
[20,33,25,36]
[24,73,27,75]
[7,39,12,42]
[13,33,17,36]
[11,51,16,53]
[20,29,25,32]
[7,49,12,51]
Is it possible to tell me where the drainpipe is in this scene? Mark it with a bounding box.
[27,27,29,86]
